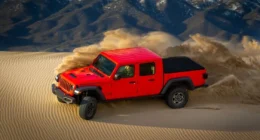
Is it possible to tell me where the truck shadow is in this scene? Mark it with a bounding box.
[92,92,220,122]
[91,96,201,127]
[94,97,168,119]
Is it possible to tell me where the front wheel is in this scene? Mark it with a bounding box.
[165,87,189,108]
[79,96,97,120]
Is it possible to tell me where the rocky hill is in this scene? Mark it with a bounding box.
[0,0,259,51]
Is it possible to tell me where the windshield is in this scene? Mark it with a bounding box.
[92,54,116,76]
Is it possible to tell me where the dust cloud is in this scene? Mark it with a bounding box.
[166,34,260,104]
[55,29,260,104]
[55,28,181,74]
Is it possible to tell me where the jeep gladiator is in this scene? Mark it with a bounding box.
[52,47,208,120]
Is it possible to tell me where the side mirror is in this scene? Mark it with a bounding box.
[114,74,121,80]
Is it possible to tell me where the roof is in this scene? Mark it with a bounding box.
[101,47,161,64]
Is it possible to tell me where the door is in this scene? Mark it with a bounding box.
[137,62,162,96]
[111,64,137,99]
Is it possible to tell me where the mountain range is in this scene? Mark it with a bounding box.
[0,0,259,51]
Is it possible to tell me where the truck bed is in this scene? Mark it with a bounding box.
[162,56,205,73]
[162,56,207,88]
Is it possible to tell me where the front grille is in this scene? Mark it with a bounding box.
[59,77,73,92]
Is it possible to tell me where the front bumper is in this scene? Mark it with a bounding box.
[52,84,76,104]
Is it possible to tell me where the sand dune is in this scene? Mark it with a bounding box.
[1,30,260,139]
[1,50,260,139]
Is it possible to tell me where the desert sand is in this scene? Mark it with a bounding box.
[1,30,260,140]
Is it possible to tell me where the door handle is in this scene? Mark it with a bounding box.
[129,81,136,84]
[148,79,154,81]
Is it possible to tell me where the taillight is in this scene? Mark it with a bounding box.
[203,73,208,79]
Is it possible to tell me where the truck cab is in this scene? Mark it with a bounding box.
[101,47,165,100]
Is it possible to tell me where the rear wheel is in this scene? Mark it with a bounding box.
[79,96,97,120]
[165,87,188,108]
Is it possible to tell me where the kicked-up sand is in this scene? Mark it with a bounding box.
[1,29,260,140]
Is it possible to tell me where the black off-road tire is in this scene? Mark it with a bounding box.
[57,97,65,103]
[79,96,97,120]
[165,87,189,108]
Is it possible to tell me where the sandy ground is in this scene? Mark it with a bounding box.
[1,51,260,140]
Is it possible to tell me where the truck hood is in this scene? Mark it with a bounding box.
[61,66,108,85]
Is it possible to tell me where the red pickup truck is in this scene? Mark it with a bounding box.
[52,47,208,120]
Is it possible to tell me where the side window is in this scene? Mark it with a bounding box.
[116,65,135,78]
[140,62,155,76]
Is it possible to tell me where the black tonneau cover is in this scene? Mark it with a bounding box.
[162,56,205,73]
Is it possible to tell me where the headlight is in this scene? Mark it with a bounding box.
[74,90,81,95]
